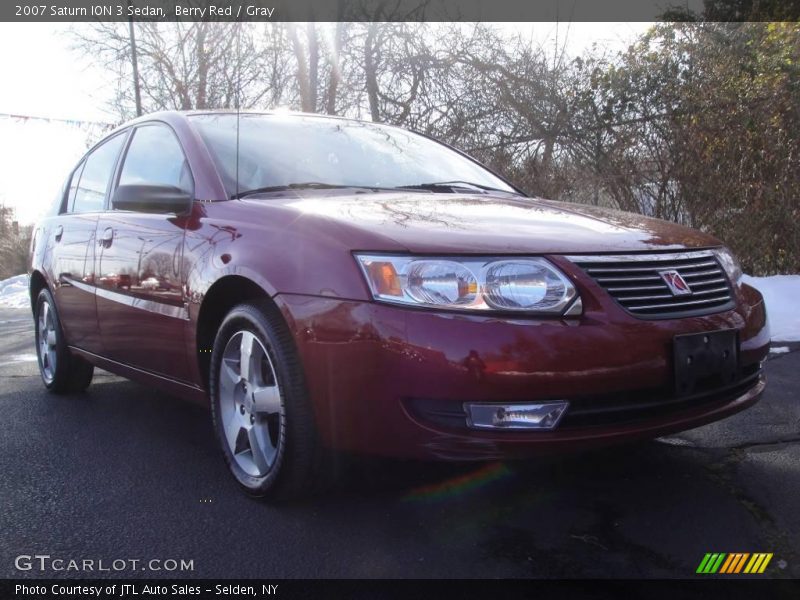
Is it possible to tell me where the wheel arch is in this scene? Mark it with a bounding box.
[195,275,283,387]
[29,270,48,311]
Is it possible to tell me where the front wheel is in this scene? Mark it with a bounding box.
[34,287,94,393]
[209,300,325,500]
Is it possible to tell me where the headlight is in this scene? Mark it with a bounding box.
[713,247,743,285]
[355,254,579,315]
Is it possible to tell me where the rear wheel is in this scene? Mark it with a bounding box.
[34,288,94,393]
[209,300,325,500]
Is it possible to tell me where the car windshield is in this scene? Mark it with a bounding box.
[189,113,518,198]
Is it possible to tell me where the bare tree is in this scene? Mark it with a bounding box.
[72,22,279,116]
[0,206,32,279]
[69,21,800,275]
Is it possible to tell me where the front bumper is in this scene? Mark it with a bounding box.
[274,281,769,460]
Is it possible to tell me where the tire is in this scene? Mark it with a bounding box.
[209,299,326,500]
[34,287,94,394]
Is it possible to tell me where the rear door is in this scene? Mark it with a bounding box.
[94,123,193,381]
[46,132,128,352]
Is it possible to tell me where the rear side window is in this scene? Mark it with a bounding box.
[71,133,126,213]
[63,161,85,213]
[118,124,193,194]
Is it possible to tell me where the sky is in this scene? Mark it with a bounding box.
[0,22,652,225]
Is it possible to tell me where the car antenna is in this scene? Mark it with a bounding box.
[235,21,242,200]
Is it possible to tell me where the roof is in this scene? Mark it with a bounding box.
[123,109,372,129]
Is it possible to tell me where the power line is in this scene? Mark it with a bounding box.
[0,112,114,127]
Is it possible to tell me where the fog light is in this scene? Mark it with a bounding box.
[466,402,569,430]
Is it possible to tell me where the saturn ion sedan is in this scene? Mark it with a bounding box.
[29,111,769,499]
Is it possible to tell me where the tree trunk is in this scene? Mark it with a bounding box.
[307,23,318,113]
[326,22,344,115]
[364,23,380,122]
[196,24,208,109]
[288,24,312,112]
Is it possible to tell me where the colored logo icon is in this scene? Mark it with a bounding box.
[696,552,773,574]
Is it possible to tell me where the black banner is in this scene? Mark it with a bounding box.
[2,0,800,22]
[2,579,800,600]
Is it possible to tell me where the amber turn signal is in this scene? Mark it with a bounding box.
[365,261,403,297]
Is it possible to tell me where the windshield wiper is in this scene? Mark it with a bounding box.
[233,180,524,199]
[394,180,523,195]
[233,182,399,199]
[233,182,345,199]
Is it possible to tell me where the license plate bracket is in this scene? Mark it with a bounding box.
[673,329,739,396]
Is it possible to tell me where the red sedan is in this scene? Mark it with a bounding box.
[29,111,769,499]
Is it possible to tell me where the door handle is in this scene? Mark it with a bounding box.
[54,225,63,242]
[100,227,114,247]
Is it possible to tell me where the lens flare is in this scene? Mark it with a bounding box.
[402,462,512,503]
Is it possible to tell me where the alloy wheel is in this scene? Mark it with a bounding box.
[37,299,58,384]
[218,330,285,477]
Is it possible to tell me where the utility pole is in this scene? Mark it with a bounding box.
[128,0,142,117]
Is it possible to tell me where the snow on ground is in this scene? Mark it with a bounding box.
[743,274,800,343]
[0,274,29,309]
[0,272,797,342]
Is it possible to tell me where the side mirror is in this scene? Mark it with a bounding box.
[111,184,192,215]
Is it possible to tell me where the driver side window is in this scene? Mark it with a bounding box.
[70,133,126,214]
[117,124,194,198]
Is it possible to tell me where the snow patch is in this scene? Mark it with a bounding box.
[0,274,30,309]
[769,346,790,354]
[743,274,800,343]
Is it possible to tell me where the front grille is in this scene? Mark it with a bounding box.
[567,250,734,318]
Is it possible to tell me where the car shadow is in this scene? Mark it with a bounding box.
[82,375,701,503]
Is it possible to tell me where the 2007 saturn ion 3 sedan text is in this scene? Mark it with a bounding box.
[29,111,769,499]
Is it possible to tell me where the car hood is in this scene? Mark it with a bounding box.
[245,191,722,254]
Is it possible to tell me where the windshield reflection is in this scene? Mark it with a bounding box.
[190,113,516,198]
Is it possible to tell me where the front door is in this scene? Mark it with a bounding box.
[94,123,194,381]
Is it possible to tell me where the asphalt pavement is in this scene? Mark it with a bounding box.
[0,305,798,579]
